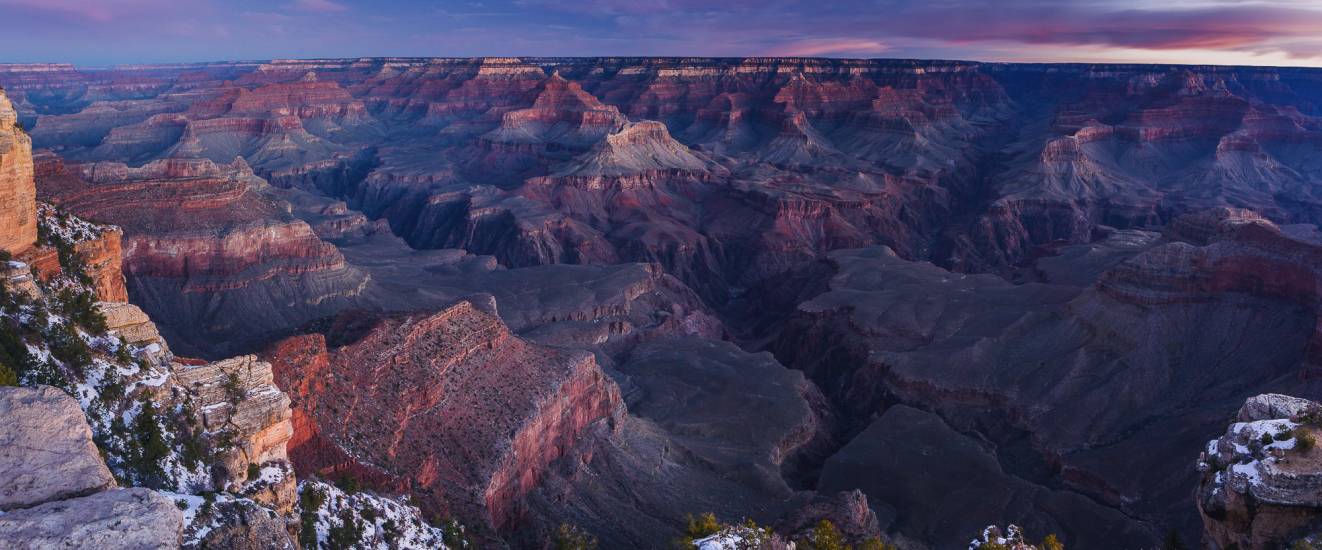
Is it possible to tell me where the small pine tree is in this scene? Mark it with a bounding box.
[327,508,363,550]
[133,398,170,486]
[299,486,327,548]
[685,512,722,539]
[801,519,848,550]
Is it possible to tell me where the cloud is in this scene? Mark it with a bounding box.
[768,39,889,57]
[289,0,348,13]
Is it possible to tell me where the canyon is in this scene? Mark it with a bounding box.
[3,57,1322,548]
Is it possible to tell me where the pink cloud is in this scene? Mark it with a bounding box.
[768,39,889,57]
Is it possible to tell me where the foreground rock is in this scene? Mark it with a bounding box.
[0,386,184,549]
[0,488,184,549]
[1198,394,1322,549]
[0,385,115,511]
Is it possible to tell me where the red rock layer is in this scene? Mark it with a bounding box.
[36,156,353,293]
[1100,209,1322,366]
[265,300,623,537]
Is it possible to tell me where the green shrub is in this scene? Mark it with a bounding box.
[327,508,364,550]
[800,519,848,550]
[0,361,17,386]
[440,518,468,548]
[247,463,261,481]
[334,475,360,494]
[1296,428,1316,453]
[685,512,721,539]
[47,322,92,377]
[299,486,327,548]
[132,398,170,487]
[858,538,899,550]
[56,289,106,334]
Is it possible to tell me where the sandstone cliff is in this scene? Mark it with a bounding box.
[0,86,36,255]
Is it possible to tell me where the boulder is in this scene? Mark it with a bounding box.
[0,386,115,511]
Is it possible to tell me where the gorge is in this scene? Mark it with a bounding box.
[3,56,1322,549]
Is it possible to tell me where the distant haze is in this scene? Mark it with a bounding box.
[2,0,1321,67]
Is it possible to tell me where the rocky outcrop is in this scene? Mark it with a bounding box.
[171,356,295,511]
[0,87,36,254]
[1198,394,1322,549]
[0,488,184,550]
[0,386,116,511]
[0,386,184,549]
[265,299,624,539]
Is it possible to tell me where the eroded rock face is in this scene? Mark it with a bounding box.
[37,154,368,356]
[1198,394,1322,549]
[0,386,115,511]
[171,355,295,510]
[265,299,624,539]
[772,216,1322,546]
[0,87,36,255]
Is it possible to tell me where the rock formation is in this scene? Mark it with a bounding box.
[0,386,185,549]
[1198,394,1322,549]
[36,154,368,356]
[266,299,624,539]
[0,86,36,255]
[0,385,117,511]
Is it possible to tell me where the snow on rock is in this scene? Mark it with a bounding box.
[1198,394,1322,549]
[298,479,454,549]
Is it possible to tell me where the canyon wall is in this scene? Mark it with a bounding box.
[0,87,36,254]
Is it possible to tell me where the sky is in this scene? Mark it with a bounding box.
[1,0,1321,67]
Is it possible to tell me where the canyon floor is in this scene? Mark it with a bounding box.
[5,57,1322,549]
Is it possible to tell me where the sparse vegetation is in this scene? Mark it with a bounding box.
[799,519,848,550]
[131,397,170,487]
[687,512,722,539]
[326,508,364,550]
[857,537,899,550]
[299,485,328,548]
[0,360,17,386]
[223,370,244,405]
[553,523,598,550]
[247,462,261,481]
[1296,428,1316,453]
